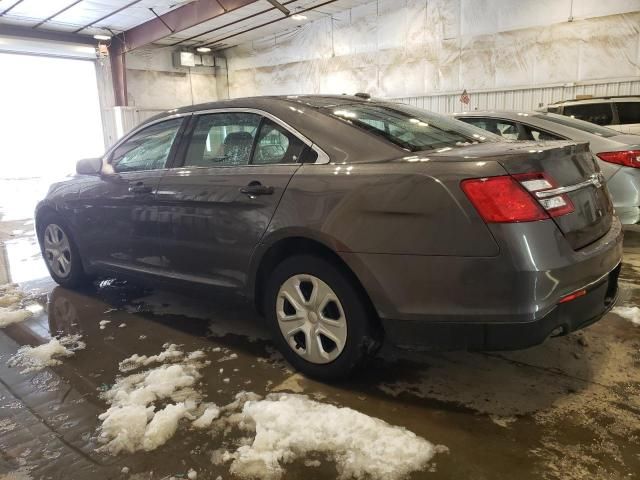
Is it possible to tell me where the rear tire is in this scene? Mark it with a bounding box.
[38,214,90,289]
[264,254,381,381]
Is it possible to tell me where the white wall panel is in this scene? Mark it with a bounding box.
[223,0,640,102]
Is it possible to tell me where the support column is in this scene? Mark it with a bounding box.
[108,38,127,107]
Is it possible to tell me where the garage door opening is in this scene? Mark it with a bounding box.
[0,52,104,220]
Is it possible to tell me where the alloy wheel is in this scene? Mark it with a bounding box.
[276,274,347,364]
[43,224,72,278]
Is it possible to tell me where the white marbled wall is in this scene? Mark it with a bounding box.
[223,0,640,99]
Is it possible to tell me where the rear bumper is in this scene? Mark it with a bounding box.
[380,263,620,350]
[340,216,623,349]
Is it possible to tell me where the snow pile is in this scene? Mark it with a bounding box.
[99,320,111,330]
[8,335,85,373]
[213,392,445,480]
[192,403,220,429]
[97,344,212,453]
[118,343,187,372]
[612,306,640,326]
[0,283,32,328]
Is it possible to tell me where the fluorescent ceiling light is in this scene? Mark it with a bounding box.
[93,34,111,41]
[196,47,212,53]
[291,14,307,20]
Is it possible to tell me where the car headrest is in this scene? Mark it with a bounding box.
[224,131,254,146]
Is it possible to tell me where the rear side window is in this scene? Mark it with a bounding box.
[460,118,521,140]
[562,103,614,125]
[326,103,493,152]
[615,102,640,124]
[111,118,183,173]
[520,125,563,141]
[253,119,306,165]
[184,113,261,167]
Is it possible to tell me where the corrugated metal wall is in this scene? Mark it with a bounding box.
[394,79,640,113]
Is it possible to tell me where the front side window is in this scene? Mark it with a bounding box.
[326,103,496,152]
[184,113,261,167]
[615,102,640,124]
[253,119,306,165]
[111,118,183,173]
[562,103,614,125]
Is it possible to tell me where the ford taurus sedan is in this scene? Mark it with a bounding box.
[35,95,623,379]
[454,111,640,224]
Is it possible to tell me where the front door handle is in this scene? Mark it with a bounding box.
[239,183,274,197]
[129,181,152,194]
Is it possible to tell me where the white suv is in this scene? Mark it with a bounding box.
[544,97,640,135]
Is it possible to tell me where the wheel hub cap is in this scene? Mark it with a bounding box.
[43,224,72,278]
[276,274,347,364]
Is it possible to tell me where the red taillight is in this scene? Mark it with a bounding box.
[461,176,549,223]
[558,289,587,304]
[596,150,640,168]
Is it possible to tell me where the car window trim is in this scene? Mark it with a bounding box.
[175,108,330,167]
[105,113,192,174]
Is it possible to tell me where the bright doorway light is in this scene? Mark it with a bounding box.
[0,53,105,180]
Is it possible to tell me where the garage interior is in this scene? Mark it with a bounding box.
[1,1,640,479]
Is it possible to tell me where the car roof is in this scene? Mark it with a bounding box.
[145,95,377,122]
[453,110,538,120]
[549,96,640,106]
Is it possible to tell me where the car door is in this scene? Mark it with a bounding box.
[152,111,310,289]
[75,116,186,271]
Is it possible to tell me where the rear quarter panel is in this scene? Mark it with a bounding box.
[264,160,505,256]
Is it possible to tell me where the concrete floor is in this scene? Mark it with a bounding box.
[1,192,639,480]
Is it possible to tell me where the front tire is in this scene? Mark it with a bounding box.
[38,215,90,289]
[264,254,381,380]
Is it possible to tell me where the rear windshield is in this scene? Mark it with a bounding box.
[324,103,498,152]
[533,112,619,138]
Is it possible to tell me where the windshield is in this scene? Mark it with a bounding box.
[325,103,498,152]
[533,112,619,137]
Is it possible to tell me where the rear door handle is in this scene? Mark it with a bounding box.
[128,181,152,194]
[239,183,274,196]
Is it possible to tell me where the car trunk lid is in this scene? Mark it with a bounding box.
[494,142,613,250]
[426,140,614,250]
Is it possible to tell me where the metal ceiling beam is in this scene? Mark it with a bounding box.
[0,23,94,44]
[265,0,290,16]
[33,0,83,29]
[200,0,337,48]
[0,0,24,17]
[73,0,143,33]
[170,0,297,47]
[117,0,260,53]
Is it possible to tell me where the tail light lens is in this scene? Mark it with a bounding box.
[461,176,548,223]
[596,150,640,168]
[461,173,575,223]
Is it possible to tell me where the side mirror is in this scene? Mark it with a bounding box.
[76,157,103,175]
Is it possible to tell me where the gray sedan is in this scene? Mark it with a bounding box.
[35,96,622,379]
[454,111,640,224]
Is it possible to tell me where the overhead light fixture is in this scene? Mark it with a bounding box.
[93,34,111,41]
[196,47,212,53]
[291,14,307,20]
